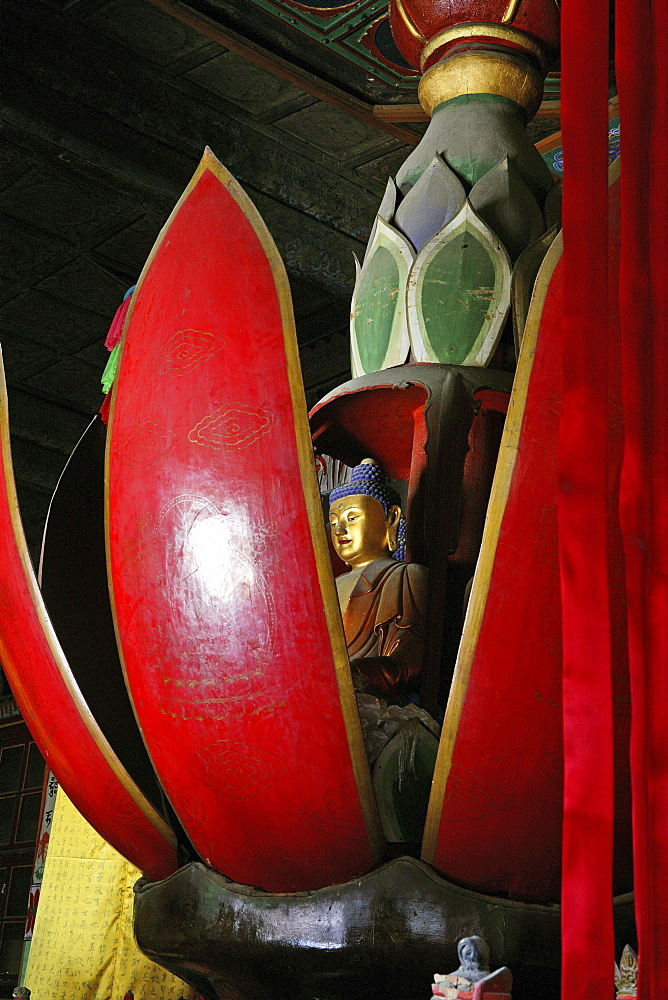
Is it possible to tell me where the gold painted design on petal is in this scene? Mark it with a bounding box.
[200,740,286,799]
[155,328,223,375]
[170,789,206,832]
[105,780,153,830]
[118,420,174,469]
[188,403,277,450]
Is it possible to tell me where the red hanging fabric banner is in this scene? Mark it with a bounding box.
[559,0,616,995]
[616,0,668,993]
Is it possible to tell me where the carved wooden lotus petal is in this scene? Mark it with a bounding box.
[363,176,398,263]
[407,200,511,366]
[423,166,632,904]
[394,154,466,253]
[1,151,632,918]
[469,156,545,262]
[422,236,569,901]
[351,215,414,377]
[106,149,383,893]
[544,179,562,231]
[511,224,558,357]
[0,363,177,880]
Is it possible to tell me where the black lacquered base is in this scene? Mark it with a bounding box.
[134,857,634,1000]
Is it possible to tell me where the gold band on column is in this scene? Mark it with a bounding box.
[418,50,544,119]
[419,23,551,74]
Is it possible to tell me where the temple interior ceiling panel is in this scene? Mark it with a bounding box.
[197,0,421,95]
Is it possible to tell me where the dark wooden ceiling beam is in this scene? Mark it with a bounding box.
[373,102,564,123]
[146,0,420,148]
[373,96,620,125]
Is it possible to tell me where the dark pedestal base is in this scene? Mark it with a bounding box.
[133,857,635,1000]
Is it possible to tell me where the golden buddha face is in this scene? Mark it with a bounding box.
[329,494,400,569]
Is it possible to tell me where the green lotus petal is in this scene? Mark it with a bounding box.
[351,216,413,377]
[408,201,511,367]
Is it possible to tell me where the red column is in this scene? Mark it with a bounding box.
[616,0,668,994]
[559,0,615,995]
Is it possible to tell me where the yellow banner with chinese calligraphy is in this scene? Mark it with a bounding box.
[24,790,196,999]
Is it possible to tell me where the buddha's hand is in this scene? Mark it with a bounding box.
[351,655,409,701]
[351,664,370,693]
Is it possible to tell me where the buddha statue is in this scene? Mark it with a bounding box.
[328,459,428,703]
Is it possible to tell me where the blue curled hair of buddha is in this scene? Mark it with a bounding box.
[329,460,406,562]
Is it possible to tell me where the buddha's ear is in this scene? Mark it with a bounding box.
[386,505,402,552]
[387,504,402,526]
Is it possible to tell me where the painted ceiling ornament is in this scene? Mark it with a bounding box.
[285,1,359,8]
[359,13,419,77]
[250,0,420,90]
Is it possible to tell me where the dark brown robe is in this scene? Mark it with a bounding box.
[342,557,428,700]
